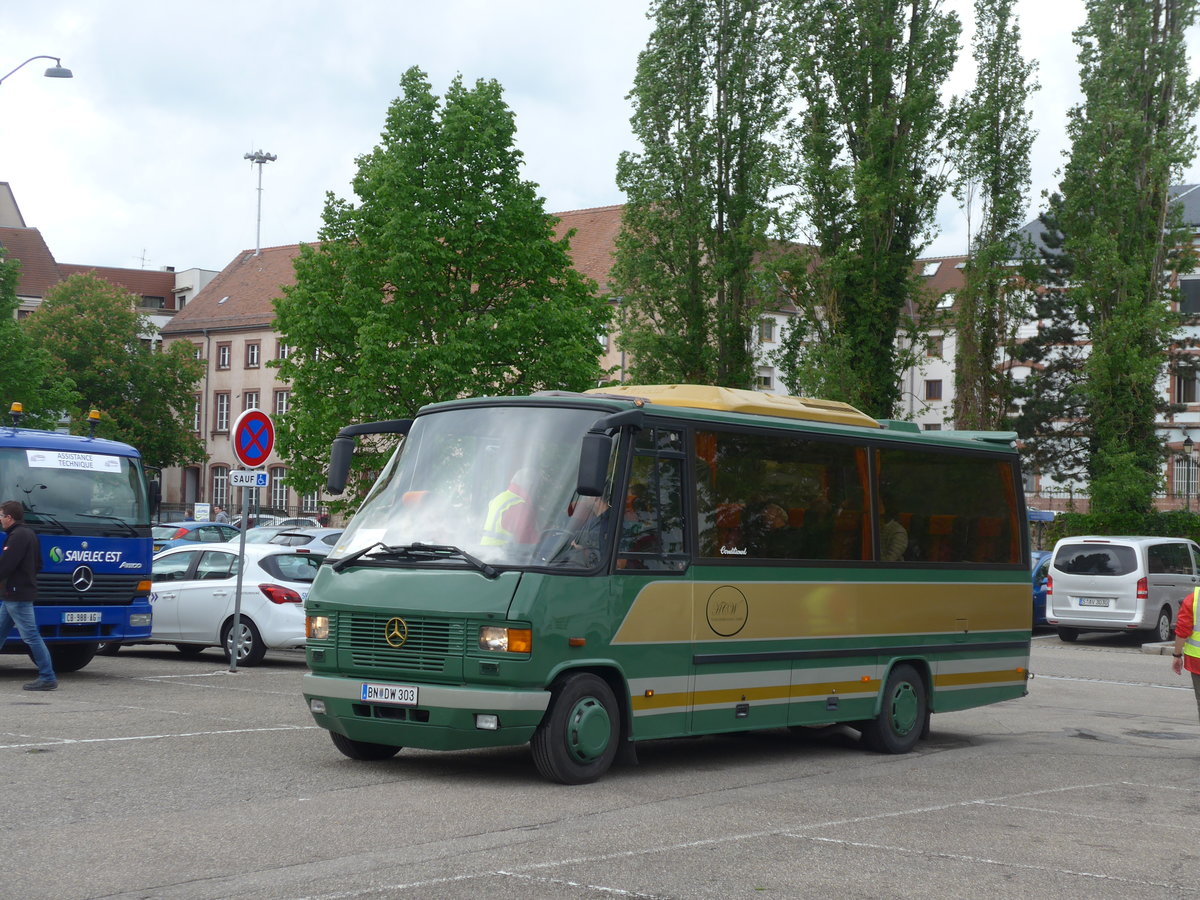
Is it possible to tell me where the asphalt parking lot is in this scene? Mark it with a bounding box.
[0,634,1195,900]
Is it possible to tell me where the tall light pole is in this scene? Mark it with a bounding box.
[244,150,277,256]
[0,55,73,87]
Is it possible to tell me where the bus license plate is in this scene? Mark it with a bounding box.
[63,612,102,623]
[361,682,418,706]
[1077,598,1110,607]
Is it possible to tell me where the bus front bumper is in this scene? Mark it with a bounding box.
[302,673,551,751]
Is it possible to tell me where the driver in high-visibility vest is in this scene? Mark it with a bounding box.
[481,468,538,547]
[1171,586,1200,724]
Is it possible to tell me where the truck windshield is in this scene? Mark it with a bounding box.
[334,406,616,570]
[0,446,150,530]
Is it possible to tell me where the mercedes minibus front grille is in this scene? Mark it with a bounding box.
[338,613,465,673]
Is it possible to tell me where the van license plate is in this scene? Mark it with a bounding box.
[361,683,418,706]
[1078,598,1110,607]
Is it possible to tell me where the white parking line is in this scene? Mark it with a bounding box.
[0,723,318,751]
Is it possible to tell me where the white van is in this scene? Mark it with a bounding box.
[1046,536,1199,643]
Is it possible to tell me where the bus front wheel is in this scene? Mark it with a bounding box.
[860,664,927,754]
[531,673,619,784]
[48,642,98,673]
[330,731,402,761]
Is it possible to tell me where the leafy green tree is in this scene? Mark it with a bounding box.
[0,250,76,429]
[273,68,611,502]
[1022,0,1199,514]
[775,0,960,417]
[949,0,1038,430]
[612,0,790,388]
[21,273,206,468]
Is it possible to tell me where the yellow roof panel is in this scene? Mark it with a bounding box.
[585,384,879,428]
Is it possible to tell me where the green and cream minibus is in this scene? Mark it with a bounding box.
[302,385,1031,783]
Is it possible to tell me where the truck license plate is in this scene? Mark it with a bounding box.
[360,682,419,706]
[63,612,102,623]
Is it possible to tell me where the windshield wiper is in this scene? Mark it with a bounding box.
[78,513,140,537]
[27,511,71,535]
[332,541,498,579]
[328,542,496,578]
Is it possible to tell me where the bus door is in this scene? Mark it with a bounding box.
[611,425,692,741]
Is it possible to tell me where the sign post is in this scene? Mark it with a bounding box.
[229,410,275,672]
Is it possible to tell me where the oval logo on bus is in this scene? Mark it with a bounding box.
[384,617,409,648]
[706,585,748,637]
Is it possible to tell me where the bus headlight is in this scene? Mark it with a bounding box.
[129,614,152,627]
[307,615,330,640]
[478,626,532,653]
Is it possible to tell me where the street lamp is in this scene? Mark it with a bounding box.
[0,56,73,87]
[244,150,277,257]
[1184,434,1195,511]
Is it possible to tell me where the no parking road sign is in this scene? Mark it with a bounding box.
[232,409,275,469]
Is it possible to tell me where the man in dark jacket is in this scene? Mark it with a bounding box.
[0,500,57,690]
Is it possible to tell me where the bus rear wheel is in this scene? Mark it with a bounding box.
[860,664,927,754]
[330,731,402,761]
[531,673,619,784]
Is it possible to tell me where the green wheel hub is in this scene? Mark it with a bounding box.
[565,695,612,762]
[887,681,919,735]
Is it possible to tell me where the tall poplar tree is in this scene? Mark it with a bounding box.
[274,68,611,503]
[949,0,1037,430]
[775,0,960,417]
[612,0,790,388]
[1031,0,1199,515]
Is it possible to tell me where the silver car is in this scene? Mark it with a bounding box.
[1046,535,1199,643]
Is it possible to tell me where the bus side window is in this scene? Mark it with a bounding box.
[617,432,686,572]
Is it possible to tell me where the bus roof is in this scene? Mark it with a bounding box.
[0,426,142,458]
[584,384,880,429]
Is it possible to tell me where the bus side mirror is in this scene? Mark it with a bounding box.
[327,436,355,495]
[577,432,612,497]
[149,481,161,517]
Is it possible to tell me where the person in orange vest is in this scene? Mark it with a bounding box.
[1171,586,1200,723]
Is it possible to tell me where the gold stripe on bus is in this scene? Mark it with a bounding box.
[612,580,1028,644]
[933,669,1026,688]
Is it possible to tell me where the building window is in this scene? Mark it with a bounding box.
[274,390,290,417]
[924,379,943,401]
[214,392,230,432]
[245,342,261,368]
[598,332,610,351]
[216,343,231,370]
[1175,456,1198,500]
[270,467,288,510]
[1177,369,1198,404]
[758,318,776,343]
[936,293,954,310]
[140,296,166,310]
[276,341,291,360]
[302,491,320,514]
[244,391,259,411]
[924,423,943,431]
[1180,278,1200,315]
[191,395,200,432]
[755,368,774,391]
[927,335,944,358]
[193,343,203,360]
[212,466,229,508]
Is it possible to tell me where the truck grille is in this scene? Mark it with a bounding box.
[35,573,146,606]
[337,613,465,674]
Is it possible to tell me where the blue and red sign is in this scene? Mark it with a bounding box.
[232,409,275,469]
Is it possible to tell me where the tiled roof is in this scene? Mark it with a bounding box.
[59,263,176,302]
[160,244,303,335]
[0,226,60,297]
[552,205,623,293]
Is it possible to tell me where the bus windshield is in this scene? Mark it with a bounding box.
[0,446,150,530]
[335,406,614,569]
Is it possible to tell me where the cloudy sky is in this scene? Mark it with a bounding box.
[2,1,1195,275]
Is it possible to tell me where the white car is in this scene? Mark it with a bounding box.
[147,542,325,665]
[268,527,344,551]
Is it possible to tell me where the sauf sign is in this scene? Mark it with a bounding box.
[228,410,275,673]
